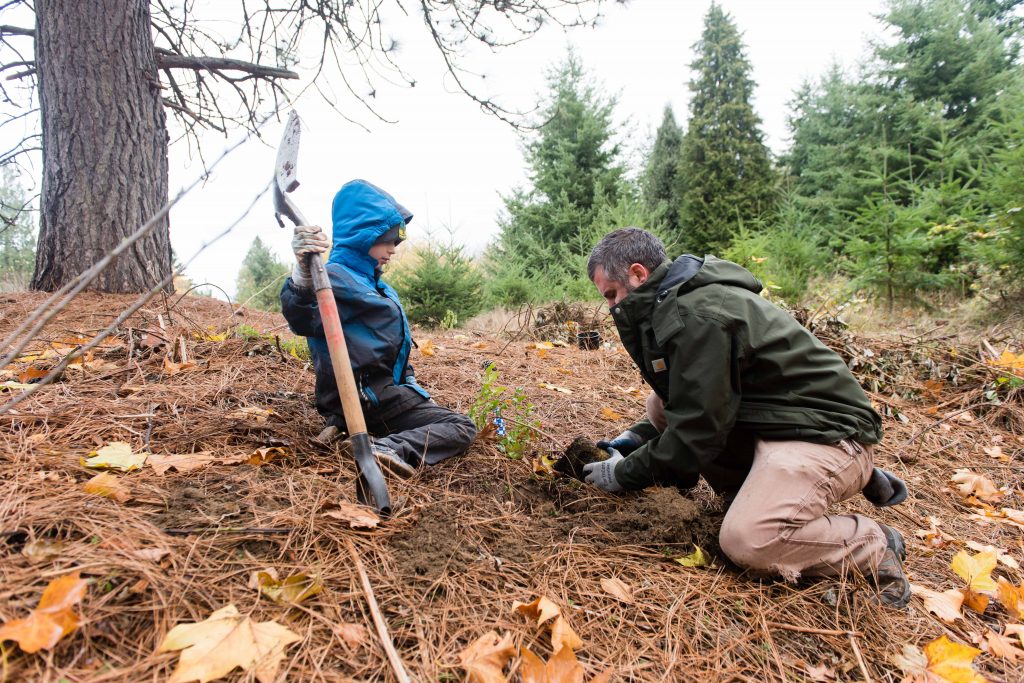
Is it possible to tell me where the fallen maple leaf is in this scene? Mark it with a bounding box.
[157,604,300,683]
[599,407,623,421]
[1000,507,1024,530]
[997,577,1024,620]
[82,441,148,471]
[965,541,1019,570]
[148,452,247,475]
[248,446,288,465]
[976,628,1024,662]
[0,572,88,653]
[252,570,323,606]
[521,645,586,683]
[334,622,368,648]
[551,615,583,653]
[457,630,515,683]
[910,584,964,623]
[952,550,998,612]
[951,469,1003,503]
[163,356,198,375]
[18,365,49,383]
[419,339,436,357]
[514,596,562,626]
[600,577,634,604]
[894,636,986,683]
[323,502,380,529]
[982,445,1009,461]
[675,545,712,568]
[82,472,131,503]
[1006,624,1024,649]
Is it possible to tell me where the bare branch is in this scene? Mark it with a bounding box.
[0,25,34,37]
[155,49,299,80]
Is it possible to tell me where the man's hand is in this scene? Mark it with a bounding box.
[583,448,624,492]
[863,468,908,507]
[596,430,644,457]
[291,225,330,287]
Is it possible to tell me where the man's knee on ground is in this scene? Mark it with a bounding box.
[719,517,786,574]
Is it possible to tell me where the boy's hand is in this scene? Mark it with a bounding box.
[291,226,330,287]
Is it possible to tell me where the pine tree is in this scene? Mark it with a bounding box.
[642,105,684,235]
[678,3,777,254]
[236,236,289,311]
[0,168,37,291]
[492,51,626,290]
[390,237,484,328]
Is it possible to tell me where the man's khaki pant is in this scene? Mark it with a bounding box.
[645,391,887,579]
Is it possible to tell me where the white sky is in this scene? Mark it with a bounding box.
[5,0,889,297]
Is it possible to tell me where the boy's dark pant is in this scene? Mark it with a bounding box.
[366,400,476,466]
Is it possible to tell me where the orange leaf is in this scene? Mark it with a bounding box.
[911,584,964,623]
[543,645,586,683]
[419,339,436,357]
[457,631,515,683]
[248,446,288,465]
[334,622,368,648]
[997,577,1024,620]
[82,472,131,503]
[520,646,548,683]
[550,615,583,653]
[513,596,562,627]
[962,589,990,614]
[924,635,986,683]
[977,629,1024,662]
[17,365,49,383]
[0,572,88,653]
[599,407,623,421]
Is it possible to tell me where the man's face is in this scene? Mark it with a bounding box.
[368,240,399,268]
[592,264,650,307]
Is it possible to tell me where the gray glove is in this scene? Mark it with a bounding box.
[597,430,645,457]
[291,226,330,288]
[582,448,624,492]
[862,468,908,507]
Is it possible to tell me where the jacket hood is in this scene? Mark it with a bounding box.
[657,255,762,297]
[328,179,412,273]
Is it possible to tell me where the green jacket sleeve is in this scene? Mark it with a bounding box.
[614,314,741,489]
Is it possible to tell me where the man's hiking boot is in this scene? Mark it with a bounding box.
[370,441,417,479]
[872,523,911,609]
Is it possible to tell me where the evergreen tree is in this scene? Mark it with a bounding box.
[491,51,626,294]
[642,105,684,235]
[236,236,289,311]
[678,3,777,253]
[390,237,484,328]
[0,168,37,291]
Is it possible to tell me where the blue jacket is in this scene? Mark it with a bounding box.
[280,180,429,427]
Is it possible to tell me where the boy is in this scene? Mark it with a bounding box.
[280,179,476,476]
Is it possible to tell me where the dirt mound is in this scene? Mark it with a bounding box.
[604,487,722,551]
[387,504,473,580]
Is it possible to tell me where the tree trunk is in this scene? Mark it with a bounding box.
[32,0,170,293]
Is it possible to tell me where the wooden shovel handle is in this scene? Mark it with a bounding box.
[309,253,367,435]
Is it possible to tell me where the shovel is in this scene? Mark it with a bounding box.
[272,111,392,515]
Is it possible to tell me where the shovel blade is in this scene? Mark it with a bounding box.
[350,432,392,515]
[274,110,302,194]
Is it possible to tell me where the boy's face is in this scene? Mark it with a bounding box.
[369,239,399,268]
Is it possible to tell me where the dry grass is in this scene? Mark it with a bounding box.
[1,291,1023,682]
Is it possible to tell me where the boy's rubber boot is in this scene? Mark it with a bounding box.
[872,523,911,609]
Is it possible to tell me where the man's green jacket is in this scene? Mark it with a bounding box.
[611,255,883,491]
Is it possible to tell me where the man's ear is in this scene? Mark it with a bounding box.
[627,263,650,287]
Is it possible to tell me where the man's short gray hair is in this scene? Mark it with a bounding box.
[587,227,668,283]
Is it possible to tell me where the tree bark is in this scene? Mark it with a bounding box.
[32,0,170,293]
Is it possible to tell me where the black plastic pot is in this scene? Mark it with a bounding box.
[577,330,601,350]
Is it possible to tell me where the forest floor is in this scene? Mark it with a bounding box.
[1,291,1024,682]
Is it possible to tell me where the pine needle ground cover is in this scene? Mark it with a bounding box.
[1,292,1023,681]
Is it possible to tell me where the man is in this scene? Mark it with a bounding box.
[280,179,476,477]
[581,227,910,607]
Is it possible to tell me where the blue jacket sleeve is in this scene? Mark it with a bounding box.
[280,278,323,338]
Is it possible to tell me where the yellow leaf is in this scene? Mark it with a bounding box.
[997,577,1024,620]
[457,630,515,683]
[599,407,623,421]
[951,469,1003,503]
[529,342,554,350]
[513,596,562,626]
[533,454,557,476]
[82,472,131,503]
[910,584,964,623]
[419,339,436,357]
[894,636,987,683]
[81,441,147,471]
[675,545,712,568]
[551,615,583,653]
[993,349,1024,373]
[951,550,998,593]
[978,629,1024,662]
[537,347,550,359]
[323,502,380,529]
[965,541,1019,570]
[253,571,323,606]
[157,604,301,683]
[0,572,88,653]
[600,577,634,604]
[248,446,288,465]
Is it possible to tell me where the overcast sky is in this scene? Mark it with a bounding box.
[11,0,891,297]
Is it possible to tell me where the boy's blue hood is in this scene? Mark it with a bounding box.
[329,179,412,274]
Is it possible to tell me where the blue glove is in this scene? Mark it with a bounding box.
[862,468,908,507]
[583,448,624,492]
[596,430,644,457]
